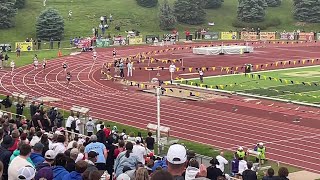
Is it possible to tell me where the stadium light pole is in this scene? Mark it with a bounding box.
[156,86,161,154]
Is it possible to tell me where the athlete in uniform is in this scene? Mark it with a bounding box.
[62,62,68,72]
[112,48,117,58]
[66,72,71,85]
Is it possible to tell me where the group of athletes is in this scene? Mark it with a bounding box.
[26,48,117,85]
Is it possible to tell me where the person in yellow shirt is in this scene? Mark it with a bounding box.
[236,146,246,159]
[256,142,266,164]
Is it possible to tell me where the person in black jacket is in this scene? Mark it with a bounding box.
[0,135,14,180]
[30,101,37,117]
[262,168,278,180]
[105,137,116,179]
[207,158,224,180]
[96,125,107,145]
[2,95,12,112]
[242,161,257,180]
[16,101,25,119]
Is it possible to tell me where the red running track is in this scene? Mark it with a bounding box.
[0,42,320,173]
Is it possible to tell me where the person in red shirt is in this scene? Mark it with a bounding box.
[185,30,190,41]
[8,130,20,152]
[113,140,125,158]
[103,124,111,138]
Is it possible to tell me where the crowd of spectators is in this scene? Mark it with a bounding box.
[0,99,290,180]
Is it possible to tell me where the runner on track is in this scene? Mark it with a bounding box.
[62,61,68,72]
[42,58,47,72]
[10,60,15,75]
[33,55,39,70]
[66,72,72,85]
[112,48,117,58]
[93,50,97,61]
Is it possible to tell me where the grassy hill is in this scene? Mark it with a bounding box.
[1,0,320,44]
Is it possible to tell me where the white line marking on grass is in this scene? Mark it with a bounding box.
[183,64,320,81]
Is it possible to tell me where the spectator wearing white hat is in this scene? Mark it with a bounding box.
[17,165,36,180]
[132,137,147,165]
[166,144,187,179]
[35,149,56,171]
[255,142,266,165]
[86,118,95,136]
[166,144,208,180]
[236,146,246,159]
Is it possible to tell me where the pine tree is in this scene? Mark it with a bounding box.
[0,0,17,29]
[136,0,158,8]
[174,0,206,25]
[36,8,65,41]
[159,0,177,30]
[294,0,320,23]
[15,0,26,9]
[237,0,267,23]
[204,0,224,9]
[265,0,281,7]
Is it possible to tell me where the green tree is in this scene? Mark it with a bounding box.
[294,0,320,23]
[15,0,26,9]
[265,0,281,7]
[159,0,177,30]
[0,0,17,29]
[36,8,65,40]
[136,0,158,8]
[204,0,224,9]
[237,0,267,23]
[174,0,206,25]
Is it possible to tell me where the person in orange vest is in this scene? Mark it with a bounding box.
[58,49,62,57]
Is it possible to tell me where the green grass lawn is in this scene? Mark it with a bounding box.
[184,66,320,104]
[3,49,77,67]
[1,0,320,46]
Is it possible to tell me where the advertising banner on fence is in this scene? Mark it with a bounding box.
[317,33,320,40]
[145,35,160,44]
[15,42,33,51]
[259,32,276,40]
[280,32,295,40]
[241,32,258,41]
[298,32,314,41]
[113,36,126,46]
[128,36,143,45]
[96,38,111,47]
[76,39,91,48]
[220,32,237,40]
[204,32,219,40]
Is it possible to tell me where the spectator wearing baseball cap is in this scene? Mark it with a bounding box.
[166,144,188,179]
[84,135,108,171]
[132,137,147,165]
[30,142,45,166]
[36,150,56,171]
[62,160,88,180]
[17,165,36,180]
